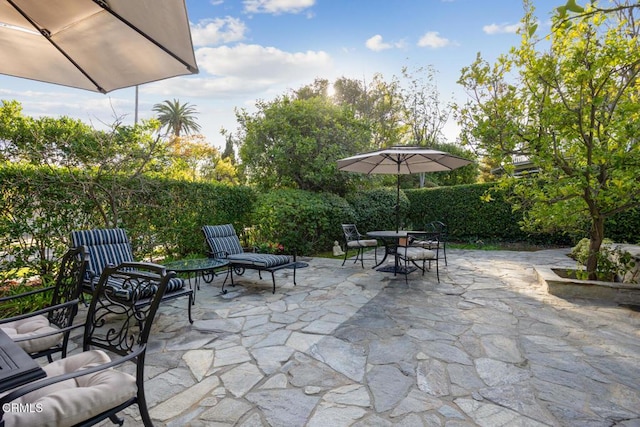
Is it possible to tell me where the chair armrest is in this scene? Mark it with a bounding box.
[0,299,78,324]
[0,286,54,303]
[207,250,229,259]
[11,321,83,343]
[0,345,145,408]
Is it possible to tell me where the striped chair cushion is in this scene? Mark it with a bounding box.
[71,229,134,280]
[227,253,292,268]
[71,228,184,300]
[104,277,184,301]
[202,224,292,269]
[202,224,244,257]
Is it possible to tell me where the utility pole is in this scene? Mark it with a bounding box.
[134,85,139,125]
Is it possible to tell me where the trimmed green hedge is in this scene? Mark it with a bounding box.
[3,164,638,286]
[405,183,639,245]
[0,165,256,282]
[346,187,409,233]
[405,183,529,241]
[252,189,355,255]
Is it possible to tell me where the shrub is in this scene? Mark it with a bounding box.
[569,238,638,283]
[252,190,355,255]
[346,187,409,232]
[405,183,574,245]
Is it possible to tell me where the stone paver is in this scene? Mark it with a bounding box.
[82,248,640,426]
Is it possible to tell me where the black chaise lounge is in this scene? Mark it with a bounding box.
[202,224,297,293]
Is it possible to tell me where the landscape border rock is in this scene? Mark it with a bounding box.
[535,265,640,305]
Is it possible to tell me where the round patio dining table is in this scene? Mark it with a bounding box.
[366,230,423,273]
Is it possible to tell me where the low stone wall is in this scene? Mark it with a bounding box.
[536,266,640,305]
[613,244,640,284]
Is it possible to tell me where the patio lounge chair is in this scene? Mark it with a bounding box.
[70,228,193,323]
[0,246,88,362]
[0,262,173,427]
[202,224,297,294]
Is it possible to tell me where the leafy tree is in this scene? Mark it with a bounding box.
[333,74,405,149]
[152,99,201,138]
[0,101,172,227]
[220,128,236,163]
[457,0,640,279]
[399,65,450,148]
[236,95,371,194]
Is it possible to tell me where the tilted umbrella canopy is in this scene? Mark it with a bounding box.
[0,0,198,93]
[337,146,473,231]
[337,146,472,175]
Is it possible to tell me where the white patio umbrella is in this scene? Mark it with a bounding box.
[337,146,473,232]
[0,0,198,94]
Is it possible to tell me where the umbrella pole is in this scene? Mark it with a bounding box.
[396,172,400,233]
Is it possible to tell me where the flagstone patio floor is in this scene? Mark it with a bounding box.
[76,248,640,427]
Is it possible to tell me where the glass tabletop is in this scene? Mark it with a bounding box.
[163,258,229,273]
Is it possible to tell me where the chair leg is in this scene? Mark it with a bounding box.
[138,391,154,427]
[353,247,361,266]
[109,413,125,426]
[342,247,349,266]
[222,267,233,294]
[187,293,194,324]
[271,272,276,294]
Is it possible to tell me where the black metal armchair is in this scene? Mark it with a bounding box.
[0,261,174,427]
[0,246,88,362]
[397,232,440,283]
[341,224,378,268]
[412,221,448,266]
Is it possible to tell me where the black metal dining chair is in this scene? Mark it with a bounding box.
[0,261,174,427]
[0,246,88,362]
[341,224,378,268]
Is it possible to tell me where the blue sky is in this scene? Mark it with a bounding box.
[0,0,563,150]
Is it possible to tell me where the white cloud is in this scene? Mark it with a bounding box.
[145,44,332,98]
[197,43,330,77]
[365,34,392,51]
[365,34,405,52]
[243,0,315,15]
[190,17,247,47]
[483,22,521,34]
[417,31,451,48]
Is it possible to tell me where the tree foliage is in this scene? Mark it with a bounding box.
[0,100,171,227]
[236,95,371,194]
[152,98,202,138]
[456,0,640,278]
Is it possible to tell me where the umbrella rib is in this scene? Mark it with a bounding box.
[94,0,198,73]
[6,0,106,93]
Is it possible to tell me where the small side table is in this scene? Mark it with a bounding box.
[0,329,46,393]
[163,258,229,302]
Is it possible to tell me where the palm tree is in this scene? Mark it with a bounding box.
[152,99,201,137]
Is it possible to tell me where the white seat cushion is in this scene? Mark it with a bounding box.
[347,239,378,248]
[400,247,436,261]
[412,239,439,248]
[3,350,137,427]
[1,315,61,354]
